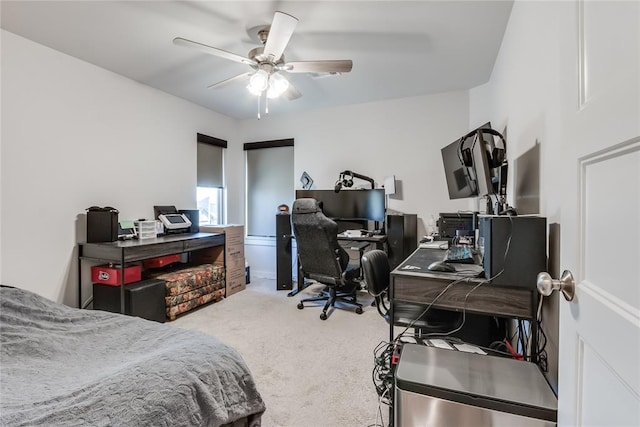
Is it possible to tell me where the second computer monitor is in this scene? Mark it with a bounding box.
[295,189,386,222]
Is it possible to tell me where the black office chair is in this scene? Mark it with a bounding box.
[361,249,462,337]
[292,198,364,320]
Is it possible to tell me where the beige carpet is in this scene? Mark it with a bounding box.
[172,277,390,427]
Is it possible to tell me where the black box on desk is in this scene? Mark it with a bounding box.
[438,212,476,241]
[478,215,547,289]
[86,210,118,243]
[93,279,166,323]
[178,209,200,233]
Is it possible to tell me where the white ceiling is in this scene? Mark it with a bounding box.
[1,1,513,120]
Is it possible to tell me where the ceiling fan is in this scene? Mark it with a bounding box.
[173,11,353,116]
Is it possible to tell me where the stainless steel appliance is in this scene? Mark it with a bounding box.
[395,344,557,426]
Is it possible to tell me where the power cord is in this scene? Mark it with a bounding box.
[372,340,394,405]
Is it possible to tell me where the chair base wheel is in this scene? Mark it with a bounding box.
[297,302,304,309]
[356,307,363,314]
[320,312,328,320]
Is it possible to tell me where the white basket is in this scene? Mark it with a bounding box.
[135,220,157,240]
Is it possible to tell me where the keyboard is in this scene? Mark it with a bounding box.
[444,246,475,264]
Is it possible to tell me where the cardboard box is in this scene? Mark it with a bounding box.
[190,246,224,266]
[91,264,141,286]
[201,224,245,269]
[225,264,246,296]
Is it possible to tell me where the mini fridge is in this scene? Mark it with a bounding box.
[394,344,557,426]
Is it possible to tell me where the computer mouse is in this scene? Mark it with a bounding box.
[427,261,456,273]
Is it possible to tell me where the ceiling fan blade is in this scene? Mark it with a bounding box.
[280,60,353,74]
[263,11,298,62]
[173,37,256,66]
[207,72,252,90]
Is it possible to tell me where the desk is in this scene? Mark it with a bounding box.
[337,232,387,251]
[78,232,225,312]
[390,247,538,359]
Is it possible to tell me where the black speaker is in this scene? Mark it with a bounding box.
[86,208,118,243]
[93,279,166,323]
[386,214,418,270]
[179,209,200,233]
[276,213,293,290]
[478,215,547,289]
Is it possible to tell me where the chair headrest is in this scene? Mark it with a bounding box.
[292,198,321,214]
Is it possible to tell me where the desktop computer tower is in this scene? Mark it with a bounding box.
[276,213,293,290]
[478,215,547,289]
[386,214,417,270]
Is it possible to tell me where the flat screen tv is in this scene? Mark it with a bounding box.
[441,122,494,200]
[441,137,477,199]
[295,189,386,222]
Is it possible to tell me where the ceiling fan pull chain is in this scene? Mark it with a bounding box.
[265,95,269,115]
[257,95,261,120]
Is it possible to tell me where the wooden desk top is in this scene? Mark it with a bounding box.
[79,232,225,263]
[391,247,536,320]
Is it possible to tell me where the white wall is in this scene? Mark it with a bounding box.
[469,0,567,392]
[238,92,474,278]
[0,30,239,305]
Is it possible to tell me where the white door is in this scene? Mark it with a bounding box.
[556,1,639,425]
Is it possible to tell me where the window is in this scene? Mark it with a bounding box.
[196,187,223,225]
[245,139,294,237]
[197,133,226,225]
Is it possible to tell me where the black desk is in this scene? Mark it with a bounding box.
[78,232,225,312]
[390,247,538,359]
[337,233,387,251]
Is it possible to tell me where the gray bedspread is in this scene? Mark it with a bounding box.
[0,286,265,426]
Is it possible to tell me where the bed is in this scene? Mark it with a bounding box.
[0,285,265,427]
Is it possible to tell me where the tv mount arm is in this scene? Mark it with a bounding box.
[334,170,375,192]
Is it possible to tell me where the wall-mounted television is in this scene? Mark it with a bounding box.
[441,123,492,200]
[295,189,385,222]
[441,137,478,199]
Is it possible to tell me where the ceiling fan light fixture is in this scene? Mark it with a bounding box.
[247,69,269,93]
[267,73,289,99]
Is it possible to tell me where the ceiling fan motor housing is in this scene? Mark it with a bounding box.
[248,46,285,67]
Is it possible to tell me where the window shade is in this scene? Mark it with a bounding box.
[197,134,226,188]
[245,139,294,237]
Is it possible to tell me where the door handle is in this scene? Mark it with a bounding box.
[536,270,575,301]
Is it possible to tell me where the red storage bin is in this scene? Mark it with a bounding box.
[143,254,181,269]
[91,264,142,286]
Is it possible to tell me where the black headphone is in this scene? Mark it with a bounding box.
[334,171,354,192]
[459,128,506,168]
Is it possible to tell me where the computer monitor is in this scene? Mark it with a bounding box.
[441,122,495,200]
[295,189,386,222]
[441,137,478,199]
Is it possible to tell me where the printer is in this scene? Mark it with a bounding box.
[153,205,192,235]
